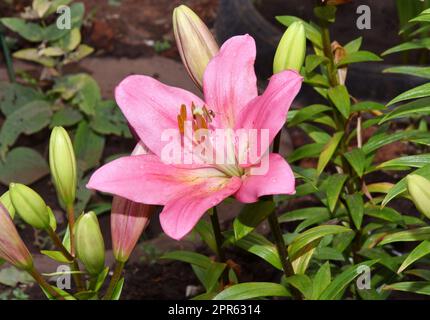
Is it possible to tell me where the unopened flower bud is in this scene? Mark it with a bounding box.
[0,203,33,270]
[273,21,306,73]
[407,174,430,219]
[0,191,15,219]
[111,196,154,263]
[49,127,77,207]
[173,5,219,89]
[75,212,105,275]
[9,183,50,230]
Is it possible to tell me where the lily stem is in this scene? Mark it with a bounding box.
[47,227,85,291]
[270,131,301,300]
[103,261,125,300]
[210,206,229,284]
[28,268,64,300]
[66,204,76,257]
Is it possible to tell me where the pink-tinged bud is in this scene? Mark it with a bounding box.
[111,196,154,263]
[173,5,219,89]
[0,204,33,270]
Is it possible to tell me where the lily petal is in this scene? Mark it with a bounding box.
[115,75,205,156]
[234,153,295,203]
[87,154,226,205]
[203,35,258,128]
[235,70,303,145]
[160,176,242,240]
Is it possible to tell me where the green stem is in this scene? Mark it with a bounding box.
[47,227,85,291]
[103,261,125,300]
[28,268,65,300]
[66,204,76,257]
[0,26,15,83]
[210,206,229,284]
[320,21,338,87]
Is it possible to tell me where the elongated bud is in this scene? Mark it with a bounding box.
[75,212,105,275]
[173,5,219,89]
[273,21,306,73]
[0,204,33,270]
[111,196,154,263]
[49,127,77,207]
[407,174,430,219]
[0,191,15,219]
[9,183,50,230]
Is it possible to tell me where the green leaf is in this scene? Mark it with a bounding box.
[345,193,364,229]
[40,250,72,263]
[0,18,44,42]
[94,267,109,292]
[362,130,418,155]
[376,154,430,171]
[328,85,351,119]
[382,164,430,206]
[380,98,430,123]
[383,66,430,80]
[288,104,330,127]
[319,260,377,300]
[383,282,430,296]
[213,282,290,300]
[13,48,56,67]
[387,83,430,106]
[317,132,344,175]
[52,74,101,116]
[0,82,45,116]
[0,267,33,287]
[50,108,83,128]
[351,101,385,113]
[0,100,52,157]
[279,207,330,223]
[344,148,366,177]
[312,262,331,299]
[382,39,430,56]
[228,232,283,270]
[233,200,275,240]
[325,174,347,212]
[74,121,105,173]
[288,225,351,261]
[194,220,217,254]
[336,51,382,67]
[202,262,227,292]
[398,241,430,273]
[288,143,325,163]
[161,251,212,269]
[284,274,313,299]
[365,207,404,225]
[344,37,362,53]
[276,16,322,48]
[305,55,328,73]
[90,100,130,137]
[0,147,49,185]
[378,227,430,246]
[111,278,124,300]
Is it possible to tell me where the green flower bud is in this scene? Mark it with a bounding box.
[0,191,15,219]
[75,212,105,275]
[173,5,219,89]
[407,174,430,219]
[9,183,50,230]
[273,21,306,73]
[49,127,77,207]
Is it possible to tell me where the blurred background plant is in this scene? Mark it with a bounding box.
[0,0,130,217]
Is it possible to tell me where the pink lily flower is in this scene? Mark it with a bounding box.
[87,35,302,240]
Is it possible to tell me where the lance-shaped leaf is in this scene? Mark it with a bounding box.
[213,282,291,300]
[398,241,430,273]
[317,132,344,175]
[328,85,351,118]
